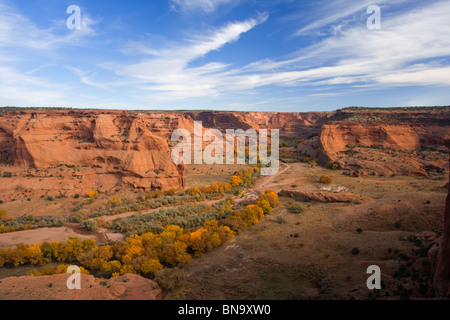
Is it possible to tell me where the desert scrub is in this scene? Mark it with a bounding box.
[74,171,259,223]
[80,219,98,232]
[276,216,287,224]
[110,201,233,235]
[289,202,304,214]
[327,161,339,170]
[155,267,185,291]
[0,216,66,233]
[83,194,217,221]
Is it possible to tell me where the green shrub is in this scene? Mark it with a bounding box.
[327,161,339,170]
[351,248,360,255]
[289,202,304,214]
[80,219,98,232]
[276,216,287,224]
[69,213,84,223]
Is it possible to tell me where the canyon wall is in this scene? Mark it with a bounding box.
[0,107,448,198]
[316,108,450,176]
[0,110,187,194]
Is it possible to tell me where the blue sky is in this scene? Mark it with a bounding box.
[0,0,449,112]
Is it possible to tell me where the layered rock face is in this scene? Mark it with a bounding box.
[0,107,448,198]
[0,109,329,196]
[189,110,330,139]
[0,110,186,194]
[434,137,450,296]
[316,108,450,176]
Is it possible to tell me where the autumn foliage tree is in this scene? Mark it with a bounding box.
[255,190,279,209]
[0,161,277,281]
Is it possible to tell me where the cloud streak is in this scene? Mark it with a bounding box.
[115,0,450,103]
[170,0,239,14]
[0,0,448,109]
[118,14,268,99]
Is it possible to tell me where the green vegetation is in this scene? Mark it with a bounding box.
[80,219,98,232]
[280,152,317,164]
[110,202,233,236]
[289,202,304,214]
[0,190,280,280]
[0,216,66,233]
[327,161,339,170]
[276,216,287,224]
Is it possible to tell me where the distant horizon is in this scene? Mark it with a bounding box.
[0,0,449,111]
[1,105,450,114]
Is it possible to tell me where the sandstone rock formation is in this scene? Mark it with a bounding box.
[0,109,186,195]
[0,107,448,199]
[0,273,161,300]
[434,136,450,297]
[278,189,372,203]
[316,107,450,177]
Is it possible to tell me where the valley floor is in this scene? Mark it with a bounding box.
[165,163,447,299]
[0,162,447,299]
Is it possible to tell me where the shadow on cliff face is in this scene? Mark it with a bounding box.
[434,137,450,297]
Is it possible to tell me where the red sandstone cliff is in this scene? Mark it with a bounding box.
[316,108,450,176]
[0,110,186,193]
[0,107,448,198]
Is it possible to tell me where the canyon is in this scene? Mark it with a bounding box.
[0,107,448,200]
[0,106,449,300]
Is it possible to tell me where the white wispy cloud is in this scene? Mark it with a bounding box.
[0,3,98,50]
[0,0,448,109]
[66,66,111,91]
[0,3,100,106]
[293,0,409,36]
[118,14,268,99]
[0,65,68,106]
[110,0,450,104]
[217,0,450,92]
[170,0,239,14]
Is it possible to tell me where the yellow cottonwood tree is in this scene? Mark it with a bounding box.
[140,259,163,277]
